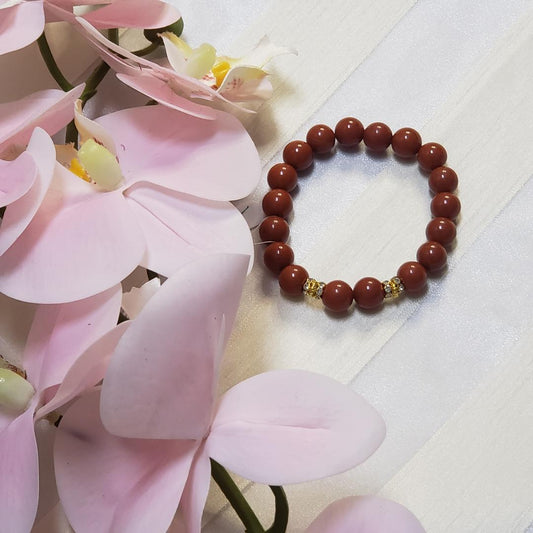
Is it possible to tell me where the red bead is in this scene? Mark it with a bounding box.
[429,166,458,193]
[391,127,422,158]
[417,241,447,272]
[259,216,290,243]
[322,280,353,312]
[335,117,364,146]
[263,242,294,274]
[283,141,313,171]
[262,189,293,218]
[279,264,309,295]
[418,142,447,171]
[306,124,336,154]
[426,217,456,247]
[353,277,384,310]
[431,193,461,219]
[267,163,298,191]
[363,122,392,151]
[397,261,427,292]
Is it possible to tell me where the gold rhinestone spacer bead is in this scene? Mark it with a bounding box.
[303,278,326,298]
[382,276,405,299]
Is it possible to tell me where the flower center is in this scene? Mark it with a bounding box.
[0,368,34,413]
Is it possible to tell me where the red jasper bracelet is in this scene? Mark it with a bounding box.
[259,118,460,313]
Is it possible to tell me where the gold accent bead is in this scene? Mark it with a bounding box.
[382,276,405,299]
[303,278,326,298]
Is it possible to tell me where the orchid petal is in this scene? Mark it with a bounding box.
[55,390,198,533]
[0,1,44,55]
[126,184,254,277]
[208,370,386,485]
[81,0,181,29]
[121,277,161,320]
[36,322,129,420]
[235,36,295,68]
[0,85,83,155]
[218,67,273,103]
[97,105,260,200]
[74,100,116,155]
[161,33,188,74]
[0,166,145,303]
[0,150,36,206]
[23,283,121,393]
[306,496,426,533]
[0,405,39,533]
[100,254,248,440]
[0,128,55,255]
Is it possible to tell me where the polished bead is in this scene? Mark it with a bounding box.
[259,216,290,243]
[363,122,392,151]
[283,140,313,171]
[262,189,293,218]
[353,277,384,310]
[397,261,427,292]
[417,241,447,272]
[428,166,458,193]
[279,264,309,295]
[335,117,364,146]
[263,242,294,274]
[426,217,456,246]
[306,124,336,154]
[431,192,461,219]
[322,280,353,312]
[267,163,298,191]
[391,127,422,157]
[418,142,447,171]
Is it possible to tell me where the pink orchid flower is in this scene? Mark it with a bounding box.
[53,253,386,533]
[306,495,426,533]
[0,0,180,55]
[0,284,125,533]
[75,18,290,118]
[0,101,260,304]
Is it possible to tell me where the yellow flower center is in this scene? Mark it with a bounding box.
[212,61,231,87]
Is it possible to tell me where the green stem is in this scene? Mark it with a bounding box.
[108,28,119,45]
[267,486,289,533]
[37,33,74,92]
[134,41,160,57]
[210,460,265,533]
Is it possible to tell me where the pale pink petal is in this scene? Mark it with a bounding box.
[82,0,180,29]
[23,284,121,392]
[179,444,211,533]
[121,277,161,320]
[55,390,198,533]
[208,370,386,485]
[98,105,260,200]
[0,166,146,303]
[34,418,59,522]
[0,405,39,533]
[126,184,253,277]
[0,1,44,55]
[218,66,272,103]
[0,128,55,255]
[0,150,36,206]
[36,322,129,420]
[306,496,426,533]
[0,85,83,154]
[100,254,249,440]
[74,99,116,154]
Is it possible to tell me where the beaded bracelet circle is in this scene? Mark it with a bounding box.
[259,118,460,313]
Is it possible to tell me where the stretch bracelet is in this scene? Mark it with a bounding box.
[259,118,460,313]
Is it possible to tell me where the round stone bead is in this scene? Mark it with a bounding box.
[267,163,298,191]
[418,142,447,171]
[263,242,294,274]
[426,217,456,247]
[334,117,364,146]
[428,166,458,193]
[363,122,392,151]
[283,140,313,171]
[417,241,447,272]
[259,216,290,243]
[353,277,384,310]
[262,189,293,218]
[431,192,461,219]
[279,264,309,295]
[322,280,354,312]
[397,261,427,292]
[306,124,336,154]
[391,127,422,158]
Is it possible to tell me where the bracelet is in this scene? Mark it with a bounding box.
[259,118,460,313]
